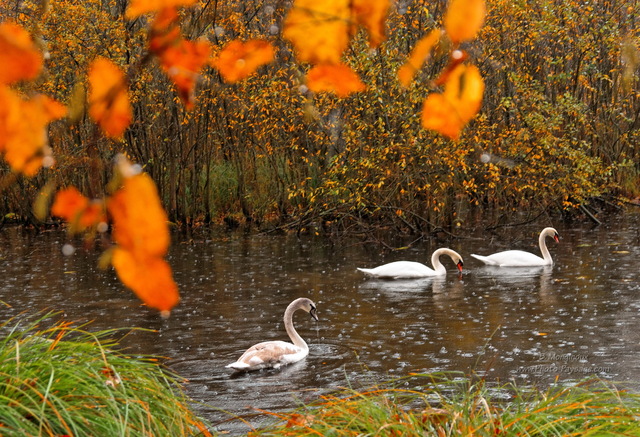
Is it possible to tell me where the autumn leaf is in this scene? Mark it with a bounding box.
[125,0,197,19]
[51,187,89,222]
[88,57,132,138]
[286,413,314,428]
[111,248,179,314]
[283,0,351,65]
[306,63,366,97]
[0,22,43,85]
[444,0,486,44]
[213,39,275,83]
[51,187,106,232]
[107,156,179,314]
[158,38,211,109]
[398,28,442,88]
[0,87,66,176]
[421,64,484,139]
[351,0,390,48]
[148,7,182,55]
[107,172,170,259]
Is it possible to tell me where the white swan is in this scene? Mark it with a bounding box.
[226,297,318,372]
[471,227,559,267]
[356,248,464,279]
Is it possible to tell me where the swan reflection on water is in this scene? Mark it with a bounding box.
[473,265,554,280]
[358,276,447,294]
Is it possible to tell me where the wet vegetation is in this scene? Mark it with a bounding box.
[255,373,640,436]
[0,314,211,436]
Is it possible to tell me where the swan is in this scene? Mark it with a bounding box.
[225,297,318,372]
[356,248,464,279]
[471,227,559,267]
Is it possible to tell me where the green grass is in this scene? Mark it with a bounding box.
[254,372,640,436]
[0,313,211,436]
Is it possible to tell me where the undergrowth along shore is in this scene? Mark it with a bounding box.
[0,313,211,436]
[2,313,640,436]
[254,373,640,436]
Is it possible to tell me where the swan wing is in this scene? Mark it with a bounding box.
[357,261,437,279]
[226,340,307,371]
[472,250,547,267]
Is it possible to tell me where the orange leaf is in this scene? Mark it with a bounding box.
[213,39,274,83]
[51,187,89,222]
[434,50,469,86]
[0,87,66,176]
[88,57,132,138]
[149,8,182,55]
[126,0,197,18]
[351,0,390,47]
[112,248,180,314]
[397,28,442,88]
[0,22,43,85]
[51,187,106,231]
[283,0,351,64]
[421,64,484,139]
[444,0,486,44]
[159,38,211,109]
[107,157,179,314]
[306,64,366,97]
[107,167,170,259]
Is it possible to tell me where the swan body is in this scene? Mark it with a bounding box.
[226,297,318,372]
[357,248,464,279]
[471,227,559,267]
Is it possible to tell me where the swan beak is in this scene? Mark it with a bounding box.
[456,260,464,272]
[309,306,319,322]
[553,233,560,243]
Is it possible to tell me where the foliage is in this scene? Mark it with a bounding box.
[254,373,640,436]
[0,313,211,436]
[0,0,637,238]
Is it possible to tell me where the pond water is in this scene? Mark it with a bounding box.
[1,211,640,434]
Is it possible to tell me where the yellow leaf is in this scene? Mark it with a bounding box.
[444,0,486,44]
[213,39,274,83]
[421,64,484,139]
[0,22,43,85]
[88,57,132,138]
[306,63,366,97]
[283,0,351,64]
[397,28,441,88]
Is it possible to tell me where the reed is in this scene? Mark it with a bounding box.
[253,372,640,436]
[0,313,211,436]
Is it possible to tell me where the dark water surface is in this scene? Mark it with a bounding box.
[1,212,640,434]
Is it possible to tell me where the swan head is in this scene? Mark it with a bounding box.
[296,298,319,321]
[309,302,319,321]
[543,227,560,243]
[443,248,464,272]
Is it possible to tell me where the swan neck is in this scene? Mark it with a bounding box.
[430,249,447,274]
[284,303,308,350]
[539,231,552,263]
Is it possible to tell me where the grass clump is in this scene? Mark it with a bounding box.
[0,313,211,436]
[254,372,640,436]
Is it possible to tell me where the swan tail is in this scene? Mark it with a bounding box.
[226,362,250,370]
[357,267,374,276]
[470,254,498,266]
